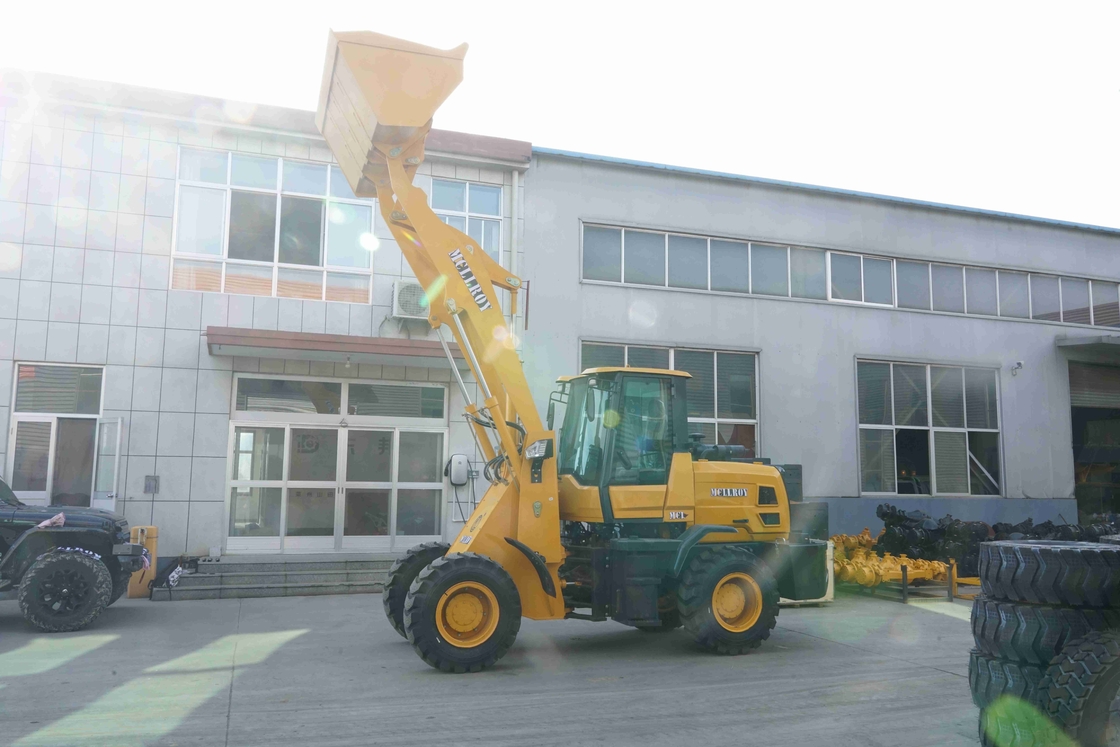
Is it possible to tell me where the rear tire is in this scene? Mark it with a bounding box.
[382,542,450,638]
[18,550,112,633]
[403,553,521,673]
[677,546,779,655]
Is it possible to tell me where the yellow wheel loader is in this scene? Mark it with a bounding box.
[316,31,829,672]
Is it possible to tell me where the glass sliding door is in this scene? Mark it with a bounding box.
[227,426,285,552]
[341,428,394,550]
[224,375,449,553]
[395,431,445,545]
[283,428,340,551]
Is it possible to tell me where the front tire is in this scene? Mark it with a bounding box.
[678,546,779,655]
[403,553,521,673]
[18,550,113,633]
[382,542,450,638]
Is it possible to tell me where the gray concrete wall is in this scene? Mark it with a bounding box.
[521,153,1120,517]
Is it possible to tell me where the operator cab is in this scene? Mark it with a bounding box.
[555,368,691,490]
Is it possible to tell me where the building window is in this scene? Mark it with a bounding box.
[828,252,893,305]
[172,148,374,303]
[8,364,120,509]
[228,375,447,551]
[580,342,758,454]
[579,222,1120,330]
[431,178,502,264]
[856,360,1001,496]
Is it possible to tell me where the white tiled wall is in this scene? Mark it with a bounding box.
[0,96,511,555]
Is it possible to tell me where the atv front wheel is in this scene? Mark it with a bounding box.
[18,550,113,632]
[403,553,521,673]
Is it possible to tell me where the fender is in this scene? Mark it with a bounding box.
[504,537,557,598]
[0,528,112,582]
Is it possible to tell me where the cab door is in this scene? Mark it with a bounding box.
[605,375,674,519]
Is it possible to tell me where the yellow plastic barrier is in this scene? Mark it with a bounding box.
[127,525,158,599]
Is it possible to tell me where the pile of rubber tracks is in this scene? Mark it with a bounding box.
[969,539,1120,746]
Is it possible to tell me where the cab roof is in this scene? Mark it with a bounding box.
[578,367,692,378]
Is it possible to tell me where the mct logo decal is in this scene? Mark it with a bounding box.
[711,488,748,497]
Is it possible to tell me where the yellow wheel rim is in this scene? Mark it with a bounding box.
[435,581,500,648]
[711,572,763,633]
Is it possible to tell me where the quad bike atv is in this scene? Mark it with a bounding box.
[0,478,145,632]
[316,30,829,672]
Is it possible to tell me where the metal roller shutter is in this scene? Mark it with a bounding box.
[1069,362,1120,409]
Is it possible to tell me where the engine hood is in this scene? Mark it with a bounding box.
[10,503,125,531]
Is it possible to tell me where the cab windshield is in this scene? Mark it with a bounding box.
[558,377,614,485]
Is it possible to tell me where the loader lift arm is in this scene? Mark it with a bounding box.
[316,31,565,624]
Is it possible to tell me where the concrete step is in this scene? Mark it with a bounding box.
[151,580,384,601]
[193,559,395,575]
[152,553,401,600]
[176,569,385,588]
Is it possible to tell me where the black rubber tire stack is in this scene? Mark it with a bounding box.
[970,540,1120,746]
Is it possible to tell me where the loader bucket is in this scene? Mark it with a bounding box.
[315,31,467,197]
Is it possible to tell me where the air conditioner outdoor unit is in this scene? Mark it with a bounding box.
[391,279,430,320]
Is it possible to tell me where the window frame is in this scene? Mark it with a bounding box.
[430,177,504,266]
[230,373,448,428]
[578,221,1120,330]
[171,146,374,303]
[226,372,449,553]
[855,358,1003,497]
[579,341,760,454]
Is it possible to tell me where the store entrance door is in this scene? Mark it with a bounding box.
[227,423,445,554]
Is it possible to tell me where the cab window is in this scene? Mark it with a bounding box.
[611,377,673,486]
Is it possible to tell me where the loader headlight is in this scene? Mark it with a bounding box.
[525,439,553,459]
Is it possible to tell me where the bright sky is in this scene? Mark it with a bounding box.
[3,1,1117,229]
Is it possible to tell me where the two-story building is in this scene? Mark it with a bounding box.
[1,69,1115,556]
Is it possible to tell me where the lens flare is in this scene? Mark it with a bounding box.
[359,233,379,252]
[400,228,423,248]
[421,274,448,308]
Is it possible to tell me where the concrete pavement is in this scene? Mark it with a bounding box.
[0,593,979,746]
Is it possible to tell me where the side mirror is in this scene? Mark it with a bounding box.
[585,389,596,423]
[546,401,555,430]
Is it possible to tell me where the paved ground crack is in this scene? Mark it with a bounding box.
[224,598,244,747]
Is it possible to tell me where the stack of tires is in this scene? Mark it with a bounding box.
[969,540,1120,746]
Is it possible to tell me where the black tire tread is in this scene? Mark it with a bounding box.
[969,649,1049,710]
[18,550,112,633]
[978,708,1063,747]
[403,553,521,673]
[678,546,779,656]
[979,541,1120,608]
[382,542,450,638]
[971,596,1120,665]
[1041,630,1120,746]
